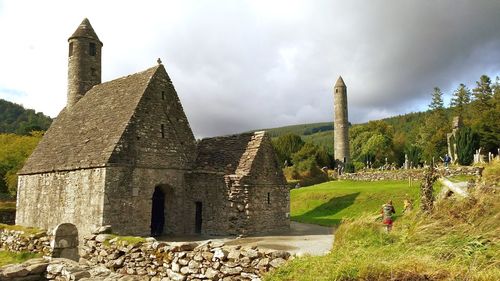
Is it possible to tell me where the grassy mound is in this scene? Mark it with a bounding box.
[291,180,420,226]
[266,172,499,280]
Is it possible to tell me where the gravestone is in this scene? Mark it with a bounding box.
[51,223,79,261]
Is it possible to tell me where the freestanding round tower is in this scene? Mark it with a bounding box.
[333,76,350,164]
[67,18,102,109]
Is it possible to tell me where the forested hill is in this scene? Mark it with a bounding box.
[0,99,52,135]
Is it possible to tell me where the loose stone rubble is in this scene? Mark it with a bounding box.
[0,226,293,280]
[79,234,292,280]
[339,166,482,181]
[0,229,51,255]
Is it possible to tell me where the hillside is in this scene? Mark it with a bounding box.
[266,162,500,280]
[0,99,52,135]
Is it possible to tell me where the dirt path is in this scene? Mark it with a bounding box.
[160,222,335,256]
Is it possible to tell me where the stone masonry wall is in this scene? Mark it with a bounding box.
[103,167,189,237]
[339,166,483,181]
[16,168,106,236]
[0,228,51,255]
[80,234,292,281]
[0,228,293,281]
[246,137,289,234]
[186,172,231,235]
[108,65,197,169]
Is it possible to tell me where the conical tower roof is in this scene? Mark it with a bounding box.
[68,18,102,44]
[335,76,346,87]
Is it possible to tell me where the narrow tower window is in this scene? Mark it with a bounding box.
[161,91,165,100]
[267,192,271,204]
[69,42,73,57]
[161,124,165,138]
[335,89,338,93]
[89,42,96,56]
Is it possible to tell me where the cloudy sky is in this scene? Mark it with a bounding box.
[0,0,499,137]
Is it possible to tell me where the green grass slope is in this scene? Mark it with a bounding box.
[254,122,333,138]
[291,180,419,226]
[267,165,500,281]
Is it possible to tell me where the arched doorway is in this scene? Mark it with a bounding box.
[151,186,165,237]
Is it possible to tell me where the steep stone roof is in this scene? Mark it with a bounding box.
[69,18,102,44]
[19,65,161,175]
[335,76,346,87]
[194,131,266,176]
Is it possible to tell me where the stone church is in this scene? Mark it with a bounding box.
[16,19,289,237]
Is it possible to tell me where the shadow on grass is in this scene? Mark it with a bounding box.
[292,192,360,226]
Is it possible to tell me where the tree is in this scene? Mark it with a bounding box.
[472,75,493,108]
[417,87,449,162]
[429,87,444,111]
[0,132,43,195]
[405,145,422,168]
[470,75,499,153]
[450,83,471,117]
[455,126,480,165]
[272,133,304,166]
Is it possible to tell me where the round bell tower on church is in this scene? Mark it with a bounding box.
[67,18,103,109]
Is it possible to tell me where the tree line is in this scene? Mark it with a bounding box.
[273,74,499,181]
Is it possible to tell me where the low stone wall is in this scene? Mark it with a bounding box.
[0,210,15,225]
[0,228,52,256]
[340,166,482,181]
[80,233,291,280]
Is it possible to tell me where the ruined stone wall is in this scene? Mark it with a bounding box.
[103,167,189,237]
[339,166,483,181]
[0,228,51,255]
[16,168,106,236]
[245,137,290,234]
[79,235,292,280]
[186,172,231,235]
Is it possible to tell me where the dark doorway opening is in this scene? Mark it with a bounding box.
[195,201,202,234]
[151,186,165,237]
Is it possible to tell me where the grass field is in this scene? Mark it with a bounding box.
[266,163,500,281]
[0,251,40,267]
[291,180,420,226]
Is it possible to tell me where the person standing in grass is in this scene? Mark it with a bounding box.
[381,200,396,232]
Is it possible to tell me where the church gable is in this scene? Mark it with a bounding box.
[244,133,285,184]
[108,64,197,169]
[19,66,157,175]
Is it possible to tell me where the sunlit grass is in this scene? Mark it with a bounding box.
[291,180,420,226]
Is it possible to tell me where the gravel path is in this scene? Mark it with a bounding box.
[161,222,335,256]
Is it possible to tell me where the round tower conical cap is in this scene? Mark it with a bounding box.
[335,76,346,87]
[68,18,102,45]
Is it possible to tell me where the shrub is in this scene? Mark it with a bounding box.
[344,162,355,173]
[455,126,480,165]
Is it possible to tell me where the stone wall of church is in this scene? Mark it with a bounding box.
[186,172,232,235]
[102,166,190,237]
[15,168,106,236]
[108,65,197,169]
[244,137,290,234]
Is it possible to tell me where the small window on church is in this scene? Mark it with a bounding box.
[335,89,338,93]
[69,42,73,57]
[161,124,165,138]
[161,91,165,100]
[267,192,271,204]
[89,42,96,56]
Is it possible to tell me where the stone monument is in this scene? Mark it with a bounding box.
[333,76,350,164]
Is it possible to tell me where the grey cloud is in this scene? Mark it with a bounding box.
[5,0,499,138]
